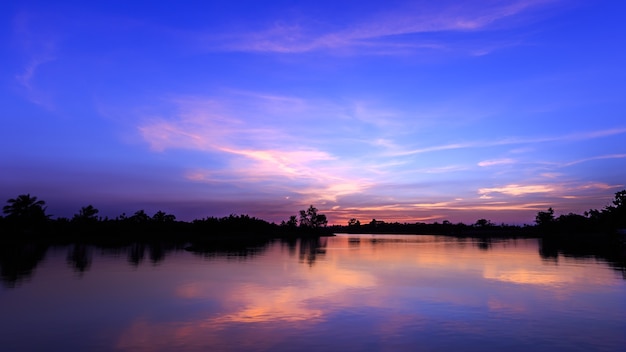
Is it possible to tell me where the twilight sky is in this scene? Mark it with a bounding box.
[1,0,625,225]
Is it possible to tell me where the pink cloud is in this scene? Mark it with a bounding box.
[134,93,623,225]
[478,158,516,167]
[138,96,375,207]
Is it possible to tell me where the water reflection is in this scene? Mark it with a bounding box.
[128,243,145,266]
[67,244,91,273]
[185,236,274,259]
[0,242,48,287]
[111,235,625,351]
[0,235,625,351]
[539,237,626,279]
[298,237,328,266]
[1,235,624,288]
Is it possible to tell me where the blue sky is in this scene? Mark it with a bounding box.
[1,0,625,224]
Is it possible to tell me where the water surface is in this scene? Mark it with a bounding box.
[1,234,624,351]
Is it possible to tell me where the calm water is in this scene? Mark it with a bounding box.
[1,234,625,351]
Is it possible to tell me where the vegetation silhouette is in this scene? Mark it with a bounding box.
[73,205,99,222]
[2,191,624,241]
[2,194,49,233]
[1,190,625,286]
[298,205,328,230]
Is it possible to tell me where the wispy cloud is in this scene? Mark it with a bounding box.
[391,127,626,157]
[212,0,559,54]
[138,94,375,205]
[12,11,58,109]
[477,181,622,201]
[135,89,625,223]
[478,158,516,167]
[15,57,55,90]
[479,184,555,197]
[560,154,626,167]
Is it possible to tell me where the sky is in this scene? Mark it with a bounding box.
[1,0,625,225]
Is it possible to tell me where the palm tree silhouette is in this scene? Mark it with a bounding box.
[152,210,176,223]
[73,205,99,221]
[3,194,48,220]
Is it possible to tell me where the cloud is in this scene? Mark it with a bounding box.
[134,91,623,224]
[324,196,559,225]
[117,240,380,350]
[540,173,562,179]
[479,184,555,197]
[483,268,573,286]
[477,181,622,203]
[138,94,375,205]
[211,0,559,54]
[391,127,626,157]
[561,154,626,167]
[15,57,54,90]
[12,11,58,108]
[478,158,516,167]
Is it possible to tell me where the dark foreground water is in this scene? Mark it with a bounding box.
[1,234,625,351]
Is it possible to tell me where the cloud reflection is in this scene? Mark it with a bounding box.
[114,235,623,351]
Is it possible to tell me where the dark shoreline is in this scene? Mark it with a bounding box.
[1,221,624,244]
[2,190,624,244]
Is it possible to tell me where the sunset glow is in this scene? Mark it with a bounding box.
[2,1,625,224]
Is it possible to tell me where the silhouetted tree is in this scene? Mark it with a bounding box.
[475,218,493,227]
[605,190,626,228]
[348,218,361,227]
[129,210,150,223]
[369,219,384,227]
[612,190,626,208]
[535,208,555,227]
[2,194,49,233]
[73,205,99,222]
[281,215,298,228]
[579,190,626,232]
[594,190,626,230]
[299,205,328,229]
[584,208,602,221]
[3,194,48,221]
[152,210,176,223]
[556,212,588,233]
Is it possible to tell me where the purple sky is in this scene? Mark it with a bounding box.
[1,0,625,225]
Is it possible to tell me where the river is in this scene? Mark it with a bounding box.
[1,234,624,351]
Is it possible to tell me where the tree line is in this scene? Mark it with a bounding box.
[1,190,625,241]
[334,190,626,237]
[534,190,626,235]
[0,196,329,240]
